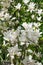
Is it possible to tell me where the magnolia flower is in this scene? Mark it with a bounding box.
[27,2,36,12]
[15,3,21,10]
[23,0,30,4]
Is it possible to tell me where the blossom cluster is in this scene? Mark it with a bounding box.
[0,0,43,65]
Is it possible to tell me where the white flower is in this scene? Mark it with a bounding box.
[0,11,11,20]
[20,42,25,45]
[37,9,43,16]
[23,0,30,4]
[35,52,41,58]
[22,22,41,43]
[3,29,18,43]
[22,56,29,65]
[36,62,42,65]
[1,1,10,8]
[0,11,4,18]
[28,49,33,53]
[34,22,41,28]
[22,55,35,65]
[7,44,19,57]
[37,16,41,21]
[11,64,14,65]
[27,2,36,12]
[16,52,21,56]
[28,55,32,61]
[31,15,35,19]
[7,53,9,57]
[11,56,14,59]
[19,30,27,42]
[15,3,21,10]
[26,42,30,47]
[4,13,11,20]
[11,17,16,20]
[8,44,20,65]
[22,22,29,29]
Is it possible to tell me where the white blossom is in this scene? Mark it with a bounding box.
[31,15,35,19]
[4,13,11,20]
[15,3,21,10]
[0,11,4,20]
[7,44,19,57]
[28,49,33,53]
[8,44,20,65]
[22,55,35,65]
[16,52,21,56]
[23,0,30,4]
[37,16,41,21]
[22,22,29,29]
[19,30,27,42]
[20,42,25,45]
[3,29,18,43]
[36,62,42,65]
[0,0,43,65]
[0,10,11,20]
[26,42,30,47]
[7,53,9,57]
[35,52,41,58]
[34,22,41,28]
[1,0,10,8]
[11,17,16,20]
[11,64,14,65]
[27,2,36,12]
[28,55,32,61]
[37,9,43,16]
[22,22,41,43]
